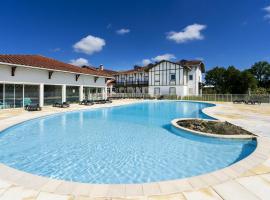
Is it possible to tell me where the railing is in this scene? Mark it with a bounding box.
[115,81,149,86]
[107,93,270,103]
[108,93,152,99]
[182,94,270,103]
[85,93,104,100]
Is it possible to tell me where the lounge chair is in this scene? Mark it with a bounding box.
[233,99,245,104]
[157,95,164,100]
[245,100,261,105]
[79,100,94,106]
[105,99,112,103]
[53,102,70,108]
[94,99,107,104]
[25,104,42,111]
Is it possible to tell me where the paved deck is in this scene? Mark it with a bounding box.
[0,100,270,200]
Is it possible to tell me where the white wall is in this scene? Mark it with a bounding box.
[148,61,190,97]
[147,61,203,97]
[149,85,188,96]
[0,64,108,107]
[0,64,107,87]
[148,61,185,86]
[187,66,202,95]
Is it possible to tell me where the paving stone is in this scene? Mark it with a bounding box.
[237,176,270,200]
[213,180,260,200]
[147,193,185,200]
[0,186,39,200]
[183,187,222,200]
[36,192,73,200]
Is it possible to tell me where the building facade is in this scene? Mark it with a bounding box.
[0,55,112,109]
[114,66,149,94]
[113,60,204,97]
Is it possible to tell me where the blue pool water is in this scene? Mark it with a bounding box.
[0,101,256,184]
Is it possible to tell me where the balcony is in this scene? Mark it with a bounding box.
[115,80,149,87]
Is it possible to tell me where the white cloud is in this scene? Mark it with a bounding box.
[73,35,106,55]
[142,59,151,65]
[264,5,270,20]
[116,28,130,35]
[141,54,176,65]
[152,54,176,62]
[69,58,89,66]
[167,24,207,43]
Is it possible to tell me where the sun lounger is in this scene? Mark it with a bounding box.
[233,99,245,104]
[245,100,261,105]
[79,100,94,106]
[25,104,42,111]
[53,102,70,108]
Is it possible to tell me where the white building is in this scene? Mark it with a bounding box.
[113,60,205,97]
[0,55,112,109]
[148,60,204,96]
[114,66,149,94]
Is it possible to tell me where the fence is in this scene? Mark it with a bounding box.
[182,94,270,103]
[107,93,270,103]
[107,93,152,99]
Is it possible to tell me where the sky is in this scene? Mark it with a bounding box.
[0,0,270,71]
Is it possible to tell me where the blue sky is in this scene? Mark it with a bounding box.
[0,0,270,71]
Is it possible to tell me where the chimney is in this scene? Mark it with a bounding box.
[99,64,104,71]
[134,65,141,70]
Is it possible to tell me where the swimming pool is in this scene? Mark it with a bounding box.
[0,101,256,184]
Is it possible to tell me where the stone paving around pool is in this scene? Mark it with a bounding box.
[0,100,270,200]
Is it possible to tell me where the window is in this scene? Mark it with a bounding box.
[154,74,160,82]
[189,75,193,81]
[44,85,62,105]
[5,84,15,108]
[129,76,133,83]
[0,84,4,109]
[169,87,176,95]
[14,84,23,108]
[154,87,160,95]
[170,74,176,81]
[24,85,39,105]
[144,87,148,94]
[66,86,79,103]
[189,88,194,95]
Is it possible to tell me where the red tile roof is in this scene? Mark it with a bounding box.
[178,60,205,72]
[143,59,205,73]
[116,66,149,75]
[0,55,113,77]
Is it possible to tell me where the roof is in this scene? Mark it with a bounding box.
[178,59,205,73]
[0,55,113,77]
[98,68,118,76]
[116,66,149,75]
[144,59,205,73]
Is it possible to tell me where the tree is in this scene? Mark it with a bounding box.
[239,70,257,93]
[205,67,226,93]
[224,66,241,93]
[205,66,257,94]
[249,61,270,87]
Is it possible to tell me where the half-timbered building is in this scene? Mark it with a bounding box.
[148,60,204,96]
[112,59,204,97]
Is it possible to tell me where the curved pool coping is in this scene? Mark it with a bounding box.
[0,100,270,197]
[171,118,256,139]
